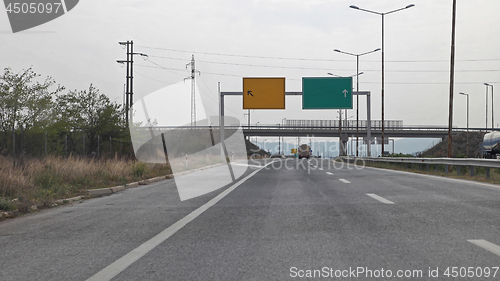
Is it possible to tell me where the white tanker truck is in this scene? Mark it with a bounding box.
[483,131,500,158]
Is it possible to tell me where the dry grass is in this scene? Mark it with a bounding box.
[0,155,171,213]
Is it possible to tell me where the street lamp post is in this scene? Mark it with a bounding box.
[485,83,494,130]
[388,139,395,155]
[333,48,380,157]
[327,72,364,77]
[328,72,364,147]
[350,4,415,156]
[338,110,343,156]
[459,92,469,157]
[278,124,281,155]
[485,84,489,130]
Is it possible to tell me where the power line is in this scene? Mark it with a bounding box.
[197,76,241,117]
[136,45,500,63]
[135,63,500,84]
[134,70,172,84]
[147,59,185,76]
[146,55,500,73]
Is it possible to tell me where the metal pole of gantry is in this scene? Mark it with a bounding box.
[221,91,370,155]
[219,85,235,181]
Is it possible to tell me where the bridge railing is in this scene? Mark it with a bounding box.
[136,124,487,133]
[283,120,403,129]
[241,124,479,132]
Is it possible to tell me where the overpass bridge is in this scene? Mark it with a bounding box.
[145,123,486,139]
[239,124,484,139]
[234,119,487,139]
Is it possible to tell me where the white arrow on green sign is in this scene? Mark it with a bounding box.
[302,77,353,109]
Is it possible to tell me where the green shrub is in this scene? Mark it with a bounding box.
[132,162,147,178]
[0,197,16,211]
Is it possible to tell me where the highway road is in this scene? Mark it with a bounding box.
[1,159,500,280]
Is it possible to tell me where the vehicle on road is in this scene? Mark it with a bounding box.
[298,144,311,159]
[483,131,500,158]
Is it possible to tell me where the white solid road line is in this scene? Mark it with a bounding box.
[231,163,263,168]
[366,193,395,204]
[339,179,350,183]
[326,172,333,175]
[468,239,500,257]
[86,162,273,281]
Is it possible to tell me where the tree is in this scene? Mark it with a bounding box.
[0,67,64,132]
[55,84,125,154]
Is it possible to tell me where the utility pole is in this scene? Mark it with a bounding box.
[130,41,134,125]
[117,40,147,126]
[117,41,130,124]
[185,55,200,127]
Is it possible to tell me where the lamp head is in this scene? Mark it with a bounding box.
[350,5,360,9]
[406,4,415,8]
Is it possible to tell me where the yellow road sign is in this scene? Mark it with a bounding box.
[243,77,285,109]
[291,148,297,154]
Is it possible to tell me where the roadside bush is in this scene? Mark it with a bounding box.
[132,162,147,178]
[0,197,16,211]
[0,155,172,214]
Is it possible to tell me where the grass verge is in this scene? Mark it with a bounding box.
[0,155,172,218]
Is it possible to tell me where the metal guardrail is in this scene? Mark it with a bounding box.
[362,157,500,169]
[342,156,500,178]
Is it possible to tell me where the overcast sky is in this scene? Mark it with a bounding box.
[1,0,500,130]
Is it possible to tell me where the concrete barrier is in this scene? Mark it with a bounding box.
[109,186,125,193]
[86,188,112,196]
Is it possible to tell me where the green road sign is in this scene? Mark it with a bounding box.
[302,77,353,109]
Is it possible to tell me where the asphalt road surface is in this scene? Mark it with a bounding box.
[1,159,500,280]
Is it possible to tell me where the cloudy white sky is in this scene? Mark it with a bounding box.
[1,0,500,130]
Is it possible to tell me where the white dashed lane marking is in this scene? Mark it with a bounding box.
[339,179,350,184]
[366,193,395,204]
[468,239,500,257]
